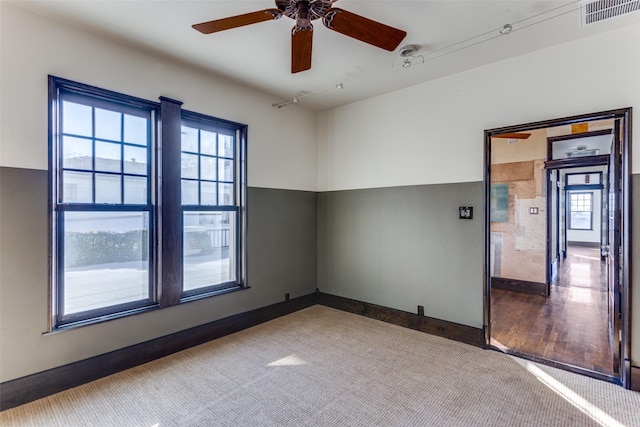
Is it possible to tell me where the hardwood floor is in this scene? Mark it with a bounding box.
[490,245,614,376]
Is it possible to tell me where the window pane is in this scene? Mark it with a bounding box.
[183,212,235,292]
[95,141,122,172]
[124,114,147,146]
[63,211,149,315]
[201,181,217,205]
[62,101,92,137]
[218,158,233,182]
[181,126,198,152]
[218,134,234,158]
[124,176,147,204]
[219,183,234,206]
[201,156,216,181]
[63,136,93,170]
[123,145,147,175]
[63,171,93,203]
[201,130,216,155]
[181,153,198,179]
[182,179,198,205]
[95,173,121,203]
[571,212,591,230]
[95,108,122,141]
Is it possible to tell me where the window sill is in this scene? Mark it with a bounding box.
[45,304,160,335]
[180,284,249,304]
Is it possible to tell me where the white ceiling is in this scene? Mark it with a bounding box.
[11,1,640,111]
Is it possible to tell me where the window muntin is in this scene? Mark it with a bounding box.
[180,125,236,207]
[52,81,157,327]
[180,117,242,296]
[59,98,151,205]
[569,192,593,230]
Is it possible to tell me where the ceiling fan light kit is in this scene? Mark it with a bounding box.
[193,0,407,74]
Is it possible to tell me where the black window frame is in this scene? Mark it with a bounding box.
[179,110,247,299]
[49,76,248,330]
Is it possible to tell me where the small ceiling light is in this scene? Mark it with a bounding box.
[402,58,412,68]
[499,24,513,35]
[336,83,344,89]
[292,96,299,103]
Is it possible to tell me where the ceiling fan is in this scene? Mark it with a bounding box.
[192,0,407,74]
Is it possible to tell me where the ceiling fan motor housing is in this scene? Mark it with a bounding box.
[276,0,334,23]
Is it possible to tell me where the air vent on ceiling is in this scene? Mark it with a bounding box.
[581,0,640,26]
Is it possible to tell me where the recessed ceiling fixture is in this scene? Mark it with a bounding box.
[395,44,423,69]
[399,44,419,57]
[336,83,344,89]
[499,24,513,35]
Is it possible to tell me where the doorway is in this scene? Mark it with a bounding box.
[483,108,632,388]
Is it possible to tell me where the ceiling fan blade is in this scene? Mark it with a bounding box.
[291,27,313,74]
[493,133,532,139]
[193,9,282,34]
[322,8,406,51]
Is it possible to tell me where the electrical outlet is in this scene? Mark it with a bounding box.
[418,305,424,316]
[285,293,290,302]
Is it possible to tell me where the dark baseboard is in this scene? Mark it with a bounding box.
[0,292,316,411]
[491,277,547,296]
[317,292,484,348]
[632,365,640,392]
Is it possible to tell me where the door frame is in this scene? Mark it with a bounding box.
[483,108,632,388]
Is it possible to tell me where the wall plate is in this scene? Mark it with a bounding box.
[459,206,473,219]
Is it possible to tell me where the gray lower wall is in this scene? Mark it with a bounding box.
[0,167,317,382]
[2,167,638,381]
[317,182,485,328]
[247,187,317,297]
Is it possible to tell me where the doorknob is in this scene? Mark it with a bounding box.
[601,245,610,257]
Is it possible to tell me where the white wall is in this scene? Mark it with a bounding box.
[0,4,317,192]
[318,23,640,191]
[0,3,318,382]
[317,23,640,365]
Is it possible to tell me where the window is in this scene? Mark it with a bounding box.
[568,192,593,230]
[50,77,246,328]
[180,112,244,296]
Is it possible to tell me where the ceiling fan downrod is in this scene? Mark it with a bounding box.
[297,1,311,29]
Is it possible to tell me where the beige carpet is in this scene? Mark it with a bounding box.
[1,306,639,426]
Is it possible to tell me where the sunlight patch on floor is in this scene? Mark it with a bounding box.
[525,362,624,427]
[568,287,594,303]
[267,354,307,367]
[573,253,601,262]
